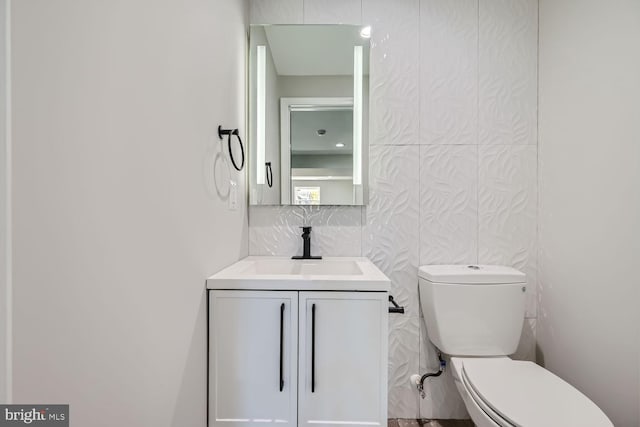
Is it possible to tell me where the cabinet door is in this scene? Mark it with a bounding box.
[209,291,298,427]
[298,292,388,427]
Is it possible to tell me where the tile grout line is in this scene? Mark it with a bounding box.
[476,0,481,266]
[534,0,540,324]
[417,0,423,419]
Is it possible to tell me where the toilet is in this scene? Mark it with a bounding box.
[418,265,613,427]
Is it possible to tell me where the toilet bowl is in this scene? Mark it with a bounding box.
[418,265,613,427]
[450,357,613,427]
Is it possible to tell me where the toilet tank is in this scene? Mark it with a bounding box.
[418,265,526,357]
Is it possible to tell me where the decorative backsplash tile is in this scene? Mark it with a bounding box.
[420,145,478,265]
[306,206,363,257]
[364,0,420,145]
[249,206,305,256]
[249,205,362,257]
[420,0,478,145]
[479,0,538,145]
[303,0,362,24]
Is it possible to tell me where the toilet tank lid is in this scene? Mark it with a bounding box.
[418,265,526,284]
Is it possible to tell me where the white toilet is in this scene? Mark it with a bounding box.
[418,265,613,427]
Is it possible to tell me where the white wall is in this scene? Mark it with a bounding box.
[292,155,352,169]
[11,0,248,425]
[249,0,538,419]
[0,0,8,404]
[538,1,640,426]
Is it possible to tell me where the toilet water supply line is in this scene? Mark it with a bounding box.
[411,352,446,399]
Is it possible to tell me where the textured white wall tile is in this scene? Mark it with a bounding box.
[364,145,420,316]
[478,145,537,318]
[420,0,478,145]
[250,0,303,24]
[303,0,362,24]
[513,318,536,362]
[420,145,478,265]
[248,0,539,418]
[388,314,421,418]
[249,206,362,256]
[303,206,363,256]
[363,0,420,145]
[419,317,469,419]
[479,0,537,145]
[249,206,304,256]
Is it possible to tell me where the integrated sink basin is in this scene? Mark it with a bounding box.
[298,259,363,276]
[242,258,363,276]
[207,256,389,291]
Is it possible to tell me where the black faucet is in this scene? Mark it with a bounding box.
[292,226,322,260]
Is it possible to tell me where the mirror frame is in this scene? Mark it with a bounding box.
[248,24,370,206]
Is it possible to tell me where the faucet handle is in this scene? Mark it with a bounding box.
[300,226,312,233]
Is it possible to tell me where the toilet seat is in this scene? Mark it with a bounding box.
[455,357,613,427]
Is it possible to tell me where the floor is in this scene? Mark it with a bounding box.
[389,419,474,427]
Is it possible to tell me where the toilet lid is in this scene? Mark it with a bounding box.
[462,358,613,427]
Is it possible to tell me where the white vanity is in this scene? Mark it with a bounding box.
[207,257,390,427]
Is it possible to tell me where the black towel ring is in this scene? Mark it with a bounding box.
[218,126,245,172]
[265,162,273,188]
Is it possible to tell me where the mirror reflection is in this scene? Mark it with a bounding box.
[249,25,370,206]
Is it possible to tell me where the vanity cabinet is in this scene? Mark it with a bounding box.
[209,291,299,427]
[297,292,387,427]
[208,290,387,427]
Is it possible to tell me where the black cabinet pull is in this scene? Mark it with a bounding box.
[279,303,285,392]
[311,303,316,393]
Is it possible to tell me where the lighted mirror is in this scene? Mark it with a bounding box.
[249,25,370,206]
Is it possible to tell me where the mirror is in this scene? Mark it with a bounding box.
[249,25,370,206]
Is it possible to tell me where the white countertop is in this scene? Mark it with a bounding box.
[207,256,390,291]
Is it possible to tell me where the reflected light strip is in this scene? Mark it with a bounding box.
[352,45,363,186]
[256,45,266,185]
